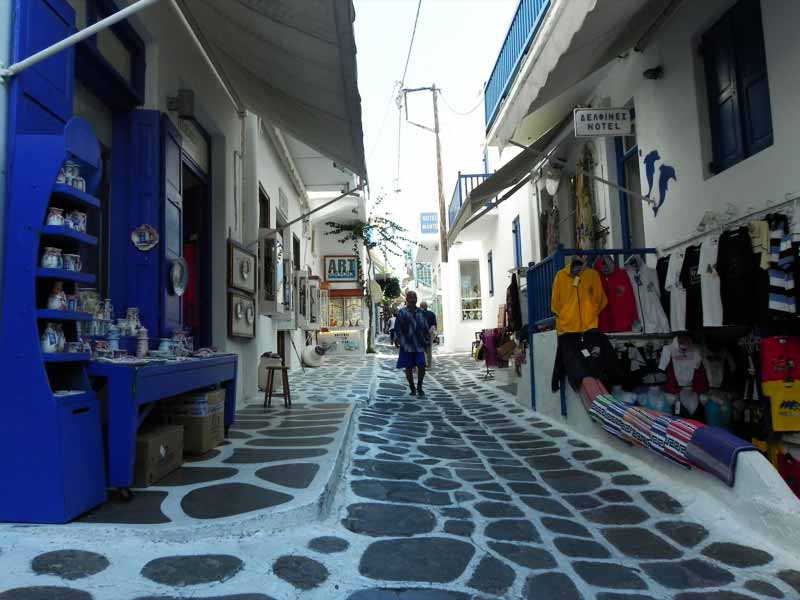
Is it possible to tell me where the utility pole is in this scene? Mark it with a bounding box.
[400,84,449,263]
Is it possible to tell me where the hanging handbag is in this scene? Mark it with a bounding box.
[498,339,517,361]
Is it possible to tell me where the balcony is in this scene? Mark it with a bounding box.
[484,0,551,132]
[448,172,492,228]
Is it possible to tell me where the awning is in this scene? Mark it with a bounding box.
[468,110,573,208]
[490,0,678,148]
[176,0,367,179]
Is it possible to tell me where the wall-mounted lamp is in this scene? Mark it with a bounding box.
[544,165,562,196]
[643,66,664,80]
[167,89,195,120]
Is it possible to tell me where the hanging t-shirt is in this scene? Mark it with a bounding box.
[659,337,702,387]
[595,261,637,333]
[748,219,770,270]
[664,251,687,332]
[698,235,723,327]
[679,245,703,331]
[717,227,756,325]
[656,256,671,321]
[701,345,735,389]
[625,259,671,334]
[767,213,796,316]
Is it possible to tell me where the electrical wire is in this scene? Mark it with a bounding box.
[400,0,423,89]
[440,89,484,116]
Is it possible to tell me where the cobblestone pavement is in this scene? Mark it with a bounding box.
[1,350,799,599]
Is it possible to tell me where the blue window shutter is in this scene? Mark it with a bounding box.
[12,0,75,131]
[703,14,744,172]
[732,0,773,156]
[161,116,183,336]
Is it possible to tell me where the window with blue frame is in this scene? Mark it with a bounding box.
[68,0,146,110]
[487,251,494,297]
[701,0,773,174]
[512,216,522,269]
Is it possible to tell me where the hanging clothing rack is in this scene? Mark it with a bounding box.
[659,190,800,255]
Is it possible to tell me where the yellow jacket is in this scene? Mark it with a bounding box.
[551,262,608,335]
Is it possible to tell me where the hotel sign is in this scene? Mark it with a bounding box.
[573,108,633,137]
[420,212,439,234]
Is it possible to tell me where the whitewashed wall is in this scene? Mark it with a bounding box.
[587,0,800,249]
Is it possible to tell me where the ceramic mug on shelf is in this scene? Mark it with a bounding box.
[41,323,58,354]
[66,295,79,312]
[67,341,82,353]
[63,254,82,272]
[56,168,67,185]
[46,207,65,227]
[41,247,63,269]
[71,177,86,192]
[68,210,87,232]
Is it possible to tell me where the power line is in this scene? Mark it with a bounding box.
[400,0,423,89]
[440,89,484,116]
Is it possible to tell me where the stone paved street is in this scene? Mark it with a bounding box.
[1,350,799,599]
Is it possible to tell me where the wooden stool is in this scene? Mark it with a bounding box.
[263,366,291,408]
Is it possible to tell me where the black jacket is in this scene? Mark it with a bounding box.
[551,329,623,392]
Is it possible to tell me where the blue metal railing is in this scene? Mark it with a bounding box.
[448,172,492,228]
[526,246,657,413]
[484,0,551,132]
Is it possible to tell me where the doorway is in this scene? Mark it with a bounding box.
[182,160,212,347]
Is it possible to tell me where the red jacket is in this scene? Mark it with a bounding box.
[595,260,637,332]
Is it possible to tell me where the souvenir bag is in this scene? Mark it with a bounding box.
[497,332,517,361]
[761,336,800,382]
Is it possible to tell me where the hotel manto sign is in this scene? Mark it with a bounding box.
[574,108,633,137]
[324,255,359,282]
[420,212,439,234]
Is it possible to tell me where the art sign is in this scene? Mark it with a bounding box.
[324,255,358,282]
[420,212,439,234]
[574,108,633,137]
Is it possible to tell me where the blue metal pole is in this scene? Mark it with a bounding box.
[526,261,536,410]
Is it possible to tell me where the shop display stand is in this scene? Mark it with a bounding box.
[0,118,107,523]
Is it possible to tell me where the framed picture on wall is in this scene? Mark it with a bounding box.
[228,239,257,294]
[228,291,256,338]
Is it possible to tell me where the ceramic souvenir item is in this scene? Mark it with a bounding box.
[46,207,65,226]
[68,210,87,233]
[67,342,82,353]
[56,325,66,353]
[41,323,58,353]
[63,254,82,272]
[47,282,67,310]
[78,288,99,314]
[136,335,149,358]
[127,307,141,331]
[56,167,67,184]
[103,299,113,321]
[64,160,80,179]
[107,325,120,351]
[158,338,172,354]
[71,177,86,192]
[66,294,78,312]
[41,247,63,269]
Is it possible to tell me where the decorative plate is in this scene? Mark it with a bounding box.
[170,258,188,296]
[131,224,159,251]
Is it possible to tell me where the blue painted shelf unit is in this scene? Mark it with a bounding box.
[0,117,108,523]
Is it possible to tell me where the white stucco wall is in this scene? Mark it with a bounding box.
[584,0,800,249]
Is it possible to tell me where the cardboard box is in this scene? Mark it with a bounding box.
[161,388,226,417]
[162,410,225,455]
[134,424,183,488]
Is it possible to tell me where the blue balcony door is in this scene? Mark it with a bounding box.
[512,216,522,269]
[615,115,644,249]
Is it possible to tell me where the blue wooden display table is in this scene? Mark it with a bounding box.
[89,354,238,490]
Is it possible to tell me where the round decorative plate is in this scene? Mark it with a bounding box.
[170,258,188,296]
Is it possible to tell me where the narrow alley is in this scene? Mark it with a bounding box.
[1,348,798,600]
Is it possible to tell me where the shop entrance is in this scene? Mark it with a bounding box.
[182,160,212,348]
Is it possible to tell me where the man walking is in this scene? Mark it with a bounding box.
[395,291,430,396]
[388,312,397,345]
[419,301,437,368]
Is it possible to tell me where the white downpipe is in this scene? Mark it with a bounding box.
[0,0,162,79]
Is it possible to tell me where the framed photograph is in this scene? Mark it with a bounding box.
[228,239,257,294]
[228,291,256,338]
[324,255,359,282]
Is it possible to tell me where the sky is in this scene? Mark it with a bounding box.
[353,0,518,250]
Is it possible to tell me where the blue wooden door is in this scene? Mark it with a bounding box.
[161,117,183,336]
